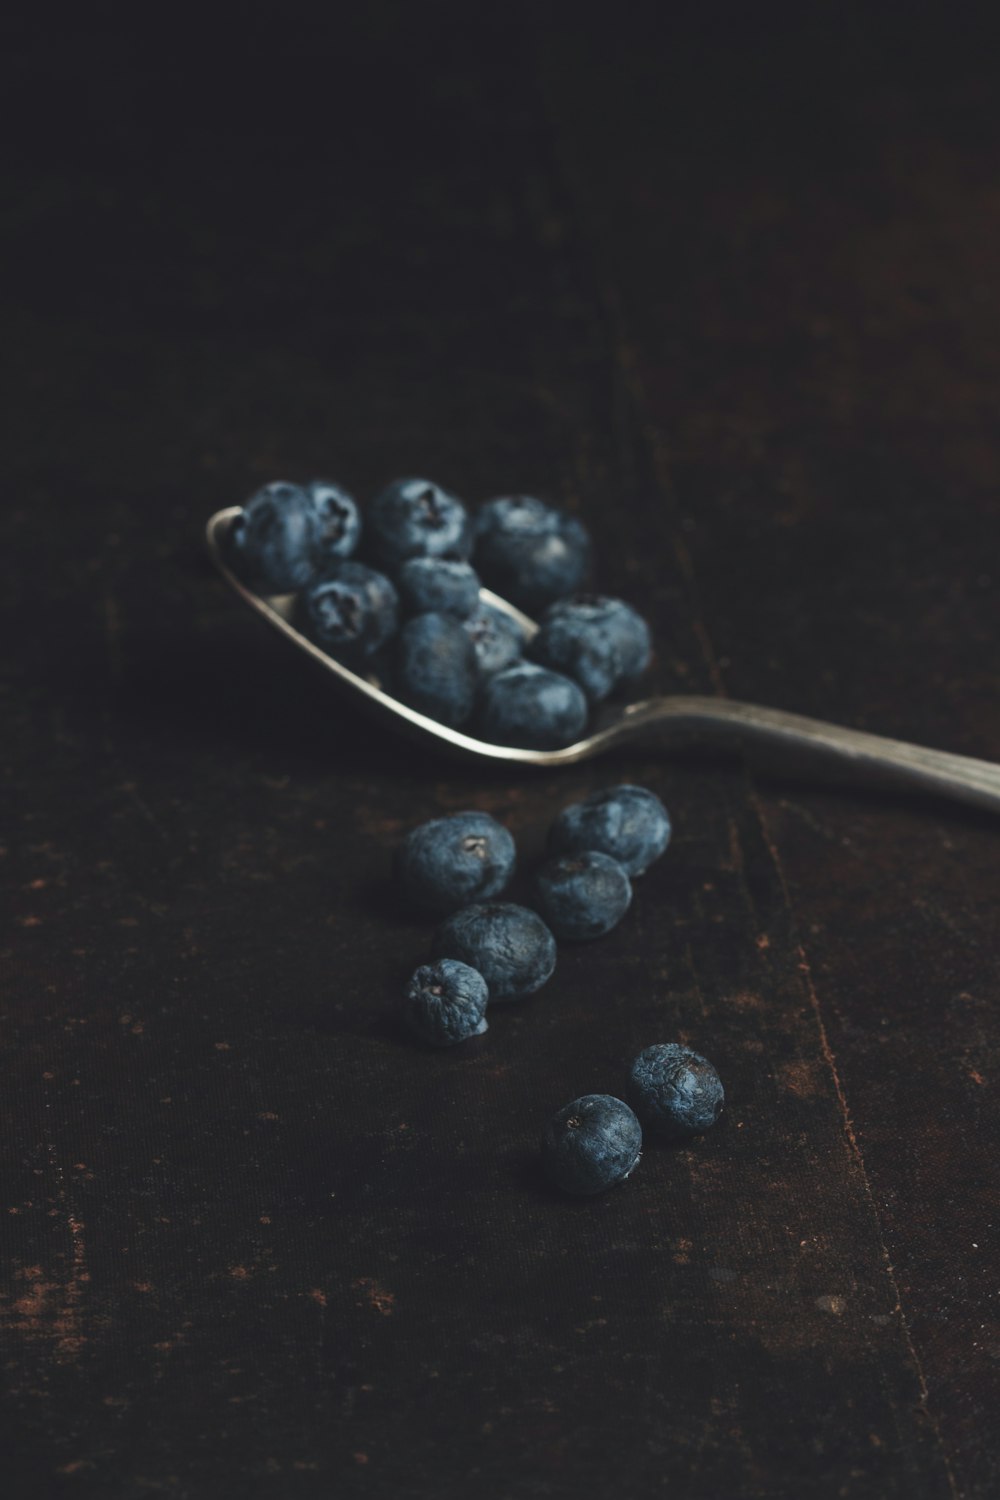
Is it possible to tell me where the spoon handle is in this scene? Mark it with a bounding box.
[619,695,1000,814]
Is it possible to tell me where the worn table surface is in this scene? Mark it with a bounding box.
[4,5,1000,1496]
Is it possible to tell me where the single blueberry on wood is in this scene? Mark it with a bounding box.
[532,850,632,941]
[393,612,478,728]
[225,481,324,594]
[473,495,591,612]
[549,784,671,876]
[432,902,556,1001]
[369,477,472,567]
[475,661,588,750]
[306,479,362,562]
[296,561,399,663]
[530,595,652,702]
[395,811,516,916]
[541,1095,642,1196]
[462,600,525,677]
[627,1044,725,1140]
[402,959,489,1048]
[397,557,481,620]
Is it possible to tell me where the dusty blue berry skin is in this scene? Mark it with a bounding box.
[226,482,324,594]
[395,811,516,916]
[532,850,632,942]
[369,478,472,567]
[530,595,652,703]
[402,959,489,1048]
[297,562,399,663]
[628,1044,725,1141]
[474,661,588,750]
[397,557,480,620]
[432,902,556,1001]
[549,784,671,877]
[605,598,653,684]
[541,1094,642,1196]
[473,495,591,612]
[306,479,362,562]
[462,601,525,676]
[394,612,478,728]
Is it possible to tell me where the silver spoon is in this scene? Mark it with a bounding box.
[207,507,1000,813]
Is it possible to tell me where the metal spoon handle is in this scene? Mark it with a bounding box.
[618,695,1000,814]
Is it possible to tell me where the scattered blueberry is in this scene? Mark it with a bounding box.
[397,557,481,620]
[369,478,472,567]
[541,1094,642,1196]
[393,612,478,727]
[402,959,489,1048]
[296,561,399,663]
[432,902,556,1001]
[306,479,362,562]
[627,1044,725,1140]
[225,481,324,594]
[530,595,651,703]
[549,784,671,876]
[462,600,526,677]
[396,811,516,916]
[532,850,632,941]
[473,495,591,612]
[474,661,588,750]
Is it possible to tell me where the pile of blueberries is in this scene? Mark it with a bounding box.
[395,784,725,1196]
[223,477,652,748]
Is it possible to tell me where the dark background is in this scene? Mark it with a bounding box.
[4,3,1000,1496]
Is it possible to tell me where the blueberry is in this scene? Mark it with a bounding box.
[402,959,489,1048]
[530,595,652,703]
[541,1095,642,1196]
[532,850,632,941]
[306,479,362,562]
[393,612,478,728]
[369,478,472,567]
[474,661,588,750]
[549,784,671,877]
[296,562,399,664]
[462,600,525,676]
[225,481,323,594]
[432,902,556,1001]
[627,1044,725,1141]
[395,811,516,916]
[397,557,480,620]
[604,598,653,685]
[473,495,591,612]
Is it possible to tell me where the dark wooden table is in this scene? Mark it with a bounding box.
[4,5,999,1496]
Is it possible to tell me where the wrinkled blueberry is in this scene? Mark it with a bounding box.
[402,959,489,1048]
[296,562,399,663]
[369,477,472,567]
[473,495,591,612]
[225,481,324,594]
[474,661,588,750]
[394,612,478,728]
[530,595,652,703]
[532,850,632,942]
[462,600,525,677]
[541,1094,642,1196]
[549,784,671,877]
[627,1044,725,1141]
[306,479,362,561]
[395,811,516,916]
[397,557,480,620]
[432,902,556,1001]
